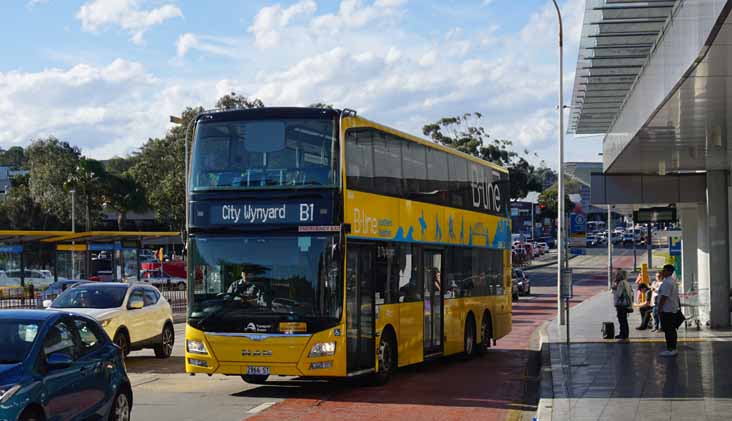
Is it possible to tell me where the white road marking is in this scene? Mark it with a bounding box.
[247,402,277,414]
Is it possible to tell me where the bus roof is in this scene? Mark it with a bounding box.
[345,115,509,174]
[194,107,508,174]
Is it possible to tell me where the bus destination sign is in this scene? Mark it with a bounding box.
[208,202,330,226]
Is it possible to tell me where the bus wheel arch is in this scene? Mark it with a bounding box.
[479,310,494,354]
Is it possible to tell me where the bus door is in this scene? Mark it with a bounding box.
[346,246,375,373]
[423,249,443,355]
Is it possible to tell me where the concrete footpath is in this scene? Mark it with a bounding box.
[536,290,732,420]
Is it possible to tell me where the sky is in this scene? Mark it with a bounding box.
[0,0,602,168]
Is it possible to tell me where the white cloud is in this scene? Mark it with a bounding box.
[248,0,317,49]
[176,33,238,58]
[310,0,407,35]
[76,0,183,45]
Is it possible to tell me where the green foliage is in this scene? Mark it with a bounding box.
[0,146,27,169]
[215,92,264,110]
[26,137,81,223]
[422,112,542,201]
[537,178,581,219]
[0,175,61,229]
[308,103,335,109]
[65,157,108,231]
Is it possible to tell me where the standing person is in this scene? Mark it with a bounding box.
[650,271,663,332]
[611,269,633,341]
[657,264,680,357]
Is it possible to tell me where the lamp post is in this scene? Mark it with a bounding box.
[551,0,567,328]
[70,189,76,278]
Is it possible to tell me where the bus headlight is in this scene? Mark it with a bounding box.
[186,340,208,355]
[309,342,336,357]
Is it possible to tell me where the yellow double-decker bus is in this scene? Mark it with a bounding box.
[184,107,512,384]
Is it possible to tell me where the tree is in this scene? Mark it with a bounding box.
[308,103,335,109]
[422,112,541,201]
[537,178,581,219]
[0,146,27,169]
[215,92,264,110]
[102,173,147,231]
[26,137,81,225]
[0,174,61,229]
[65,157,107,231]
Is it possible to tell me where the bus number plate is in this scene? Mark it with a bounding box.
[246,366,270,376]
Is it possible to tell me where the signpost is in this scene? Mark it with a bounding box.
[569,213,587,247]
[561,269,573,344]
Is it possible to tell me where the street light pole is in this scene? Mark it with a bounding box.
[551,0,566,327]
[70,189,76,278]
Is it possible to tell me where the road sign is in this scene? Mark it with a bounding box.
[569,248,586,255]
[570,213,586,234]
[669,236,681,256]
[634,207,677,223]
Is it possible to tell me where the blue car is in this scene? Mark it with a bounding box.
[0,310,132,421]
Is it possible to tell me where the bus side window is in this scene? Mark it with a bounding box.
[398,244,421,302]
[373,245,399,305]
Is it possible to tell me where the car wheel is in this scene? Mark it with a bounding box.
[109,391,131,421]
[113,330,130,357]
[177,282,186,291]
[464,317,477,358]
[154,324,174,359]
[19,408,44,421]
[241,375,269,384]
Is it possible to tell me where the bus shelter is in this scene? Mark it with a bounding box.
[0,230,180,290]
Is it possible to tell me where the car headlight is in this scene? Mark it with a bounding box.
[309,342,336,358]
[0,384,21,404]
[99,319,112,328]
[186,340,208,355]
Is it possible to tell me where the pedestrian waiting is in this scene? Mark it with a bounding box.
[611,269,633,342]
[658,264,684,357]
[650,271,663,332]
[634,283,653,330]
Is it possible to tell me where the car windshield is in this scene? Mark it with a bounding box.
[0,320,41,364]
[190,117,338,191]
[52,285,128,309]
[189,235,341,331]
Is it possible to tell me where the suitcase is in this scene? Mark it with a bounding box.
[602,322,615,339]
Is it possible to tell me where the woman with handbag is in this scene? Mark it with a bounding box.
[611,269,633,342]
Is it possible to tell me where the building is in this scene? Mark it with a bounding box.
[0,166,29,199]
[570,1,731,328]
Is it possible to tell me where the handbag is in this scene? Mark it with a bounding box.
[672,296,686,329]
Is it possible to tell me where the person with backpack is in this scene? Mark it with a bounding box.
[611,269,633,342]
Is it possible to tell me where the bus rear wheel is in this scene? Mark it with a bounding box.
[241,375,269,384]
[464,317,477,358]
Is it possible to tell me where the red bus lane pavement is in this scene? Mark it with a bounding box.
[247,273,609,421]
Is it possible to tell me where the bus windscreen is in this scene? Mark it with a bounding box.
[190,118,337,191]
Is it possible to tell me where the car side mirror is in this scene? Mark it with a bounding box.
[46,352,73,370]
[42,299,52,309]
[128,297,144,310]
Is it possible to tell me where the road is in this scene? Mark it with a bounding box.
[125,247,626,421]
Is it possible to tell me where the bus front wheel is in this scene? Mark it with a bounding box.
[372,330,396,386]
[241,375,269,385]
[464,317,477,358]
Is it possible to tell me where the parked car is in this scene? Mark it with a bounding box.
[141,269,187,291]
[0,270,57,289]
[40,279,89,301]
[537,242,549,254]
[0,310,132,421]
[46,283,174,358]
[512,269,531,296]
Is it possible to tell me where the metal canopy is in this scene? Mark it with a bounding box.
[569,0,676,135]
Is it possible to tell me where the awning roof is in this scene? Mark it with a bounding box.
[0,230,179,244]
[569,0,677,135]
